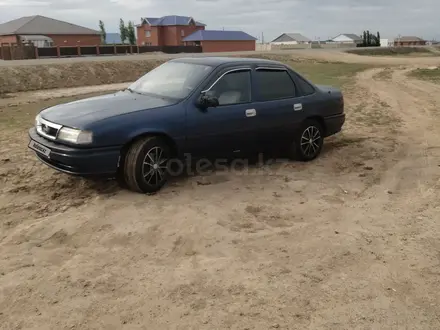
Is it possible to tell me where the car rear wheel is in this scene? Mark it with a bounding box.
[290,119,324,161]
[123,136,170,193]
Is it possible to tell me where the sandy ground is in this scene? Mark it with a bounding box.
[1,52,440,329]
[1,47,439,68]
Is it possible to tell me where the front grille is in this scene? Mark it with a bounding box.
[41,123,58,137]
[37,117,62,140]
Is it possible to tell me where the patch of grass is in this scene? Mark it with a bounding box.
[292,62,374,87]
[347,47,436,57]
[407,67,440,83]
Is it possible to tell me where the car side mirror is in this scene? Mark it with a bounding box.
[197,93,219,109]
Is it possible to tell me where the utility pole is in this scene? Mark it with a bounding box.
[261,32,264,44]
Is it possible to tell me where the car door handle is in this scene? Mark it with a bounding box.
[245,109,257,117]
[294,103,303,111]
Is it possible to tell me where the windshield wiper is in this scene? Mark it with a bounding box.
[125,88,142,95]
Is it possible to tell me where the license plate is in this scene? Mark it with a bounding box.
[28,140,51,158]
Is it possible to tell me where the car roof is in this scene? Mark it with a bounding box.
[171,56,284,67]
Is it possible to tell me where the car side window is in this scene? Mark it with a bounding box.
[207,70,251,106]
[255,69,296,101]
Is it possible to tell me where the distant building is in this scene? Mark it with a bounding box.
[331,34,363,45]
[136,15,205,46]
[380,38,392,47]
[183,30,256,52]
[0,15,101,46]
[426,40,440,46]
[136,15,255,52]
[270,33,311,44]
[394,36,426,46]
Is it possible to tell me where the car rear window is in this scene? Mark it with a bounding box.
[290,71,316,96]
[254,69,296,101]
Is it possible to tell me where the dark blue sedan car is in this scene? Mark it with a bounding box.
[28,57,345,193]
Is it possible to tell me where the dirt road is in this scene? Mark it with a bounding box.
[1,55,440,329]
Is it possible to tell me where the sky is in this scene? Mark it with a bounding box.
[0,0,439,42]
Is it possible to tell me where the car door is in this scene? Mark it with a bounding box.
[185,67,257,159]
[251,67,307,151]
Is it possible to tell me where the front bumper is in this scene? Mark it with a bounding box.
[28,128,121,176]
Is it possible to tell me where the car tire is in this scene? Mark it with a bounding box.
[123,136,170,193]
[290,119,324,161]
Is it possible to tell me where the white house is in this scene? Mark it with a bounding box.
[380,38,392,47]
[270,33,311,45]
[331,34,363,45]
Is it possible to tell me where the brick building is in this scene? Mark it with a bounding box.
[183,30,257,52]
[394,36,426,46]
[136,15,206,46]
[0,15,101,46]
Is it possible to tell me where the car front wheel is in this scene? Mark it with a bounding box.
[291,119,324,161]
[123,136,170,193]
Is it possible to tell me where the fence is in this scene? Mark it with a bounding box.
[311,42,357,49]
[1,43,36,60]
[270,43,312,50]
[254,42,358,52]
[255,43,272,51]
[0,44,203,60]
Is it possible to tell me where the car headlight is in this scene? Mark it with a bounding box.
[35,113,41,127]
[57,127,93,144]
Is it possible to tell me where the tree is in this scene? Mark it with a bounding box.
[367,30,371,46]
[127,21,136,45]
[363,31,367,47]
[99,20,106,44]
[119,18,127,44]
[376,31,381,46]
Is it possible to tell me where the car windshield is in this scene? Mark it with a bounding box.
[128,62,213,99]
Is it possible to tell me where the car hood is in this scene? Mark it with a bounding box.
[40,91,176,128]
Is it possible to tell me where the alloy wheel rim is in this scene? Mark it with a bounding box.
[142,146,168,186]
[300,126,321,157]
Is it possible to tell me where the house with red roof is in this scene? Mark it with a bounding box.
[136,15,205,47]
[0,15,101,46]
[136,15,256,52]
